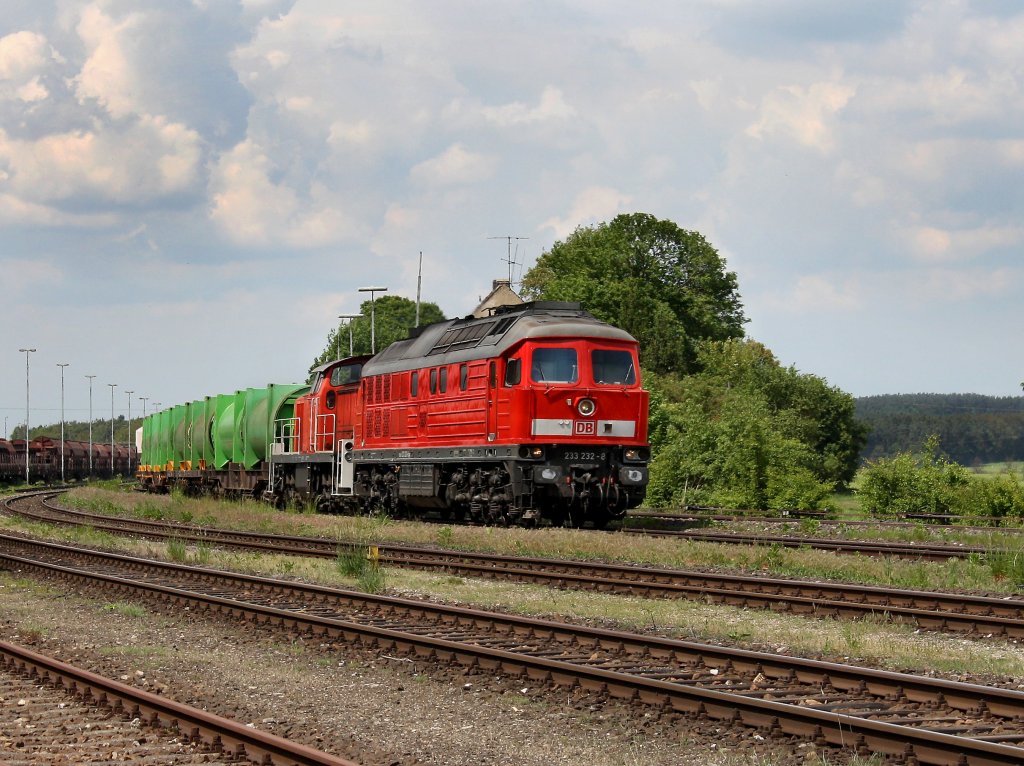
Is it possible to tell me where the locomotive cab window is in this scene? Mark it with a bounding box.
[592,350,636,385]
[531,348,578,384]
[329,363,363,387]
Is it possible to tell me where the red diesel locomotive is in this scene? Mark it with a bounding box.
[143,301,650,528]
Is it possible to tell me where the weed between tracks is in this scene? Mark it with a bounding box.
[6,509,1024,681]
[56,487,1024,594]
[12,489,1024,679]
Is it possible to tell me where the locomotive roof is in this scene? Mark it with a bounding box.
[362,301,637,375]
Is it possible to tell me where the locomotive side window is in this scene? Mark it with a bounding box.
[531,348,578,384]
[489,361,496,388]
[592,349,637,385]
[459,364,468,391]
[504,358,521,386]
[411,370,419,397]
[430,368,438,394]
[439,367,448,393]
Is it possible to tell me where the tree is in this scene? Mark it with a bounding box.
[309,295,446,375]
[644,339,867,509]
[521,213,746,373]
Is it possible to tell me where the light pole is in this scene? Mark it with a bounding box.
[57,363,69,483]
[358,286,388,353]
[85,375,96,477]
[108,383,116,478]
[337,314,361,358]
[139,397,148,470]
[125,390,134,474]
[19,349,35,484]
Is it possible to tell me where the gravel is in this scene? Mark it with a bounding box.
[0,571,821,766]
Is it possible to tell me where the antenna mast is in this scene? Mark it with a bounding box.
[488,235,528,284]
[415,250,423,327]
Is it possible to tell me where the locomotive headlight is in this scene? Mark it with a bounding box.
[577,398,596,417]
[530,447,544,458]
[624,448,639,461]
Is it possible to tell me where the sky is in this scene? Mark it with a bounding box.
[2,0,1023,434]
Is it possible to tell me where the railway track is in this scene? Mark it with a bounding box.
[1,532,1023,765]
[6,491,1024,639]
[622,527,992,560]
[0,639,360,766]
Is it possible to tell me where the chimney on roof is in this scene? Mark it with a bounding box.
[473,277,524,318]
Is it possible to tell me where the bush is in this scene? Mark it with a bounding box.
[859,436,986,519]
[955,473,1024,522]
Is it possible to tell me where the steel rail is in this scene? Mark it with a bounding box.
[9,492,1024,638]
[627,528,986,560]
[0,639,360,766]
[2,534,1024,764]
[6,492,1024,639]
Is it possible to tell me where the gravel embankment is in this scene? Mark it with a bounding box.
[0,572,818,766]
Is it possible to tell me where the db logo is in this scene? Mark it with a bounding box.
[574,420,596,435]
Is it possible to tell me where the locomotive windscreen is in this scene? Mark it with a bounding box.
[531,348,578,384]
[592,349,636,385]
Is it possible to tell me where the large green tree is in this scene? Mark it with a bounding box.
[521,213,746,373]
[309,295,446,375]
[645,339,867,509]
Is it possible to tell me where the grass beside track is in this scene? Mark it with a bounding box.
[58,486,1024,593]
[3,509,1024,685]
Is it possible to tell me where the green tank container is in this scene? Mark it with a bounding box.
[240,383,309,469]
[213,392,237,469]
[230,389,246,466]
[157,407,172,468]
[171,404,189,465]
[140,415,153,467]
[142,407,170,469]
[187,398,213,467]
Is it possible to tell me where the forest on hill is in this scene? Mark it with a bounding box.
[856,394,1024,465]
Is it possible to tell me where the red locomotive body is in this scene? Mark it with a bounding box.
[334,301,650,526]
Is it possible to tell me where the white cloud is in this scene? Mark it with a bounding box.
[409,144,497,186]
[73,4,142,119]
[0,116,202,205]
[746,81,854,152]
[208,139,361,247]
[541,187,632,240]
[904,224,1024,263]
[0,31,54,103]
[0,31,50,80]
[0,192,119,227]
[912,267,1019,302]
[764,275,861,313]
[481,86,576,127]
